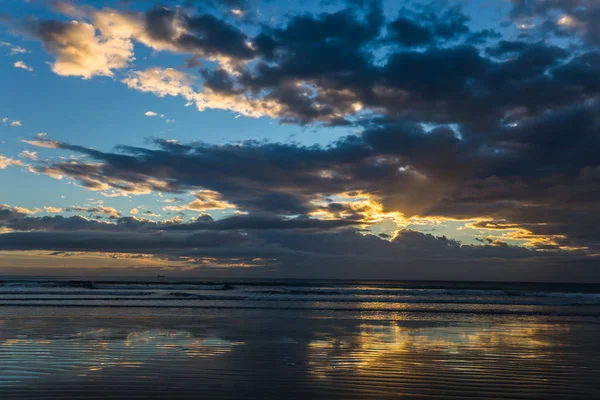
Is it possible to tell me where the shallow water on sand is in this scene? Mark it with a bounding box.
[1,307,600,399]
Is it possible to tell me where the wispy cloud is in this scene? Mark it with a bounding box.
[2,118,22,127]
[19,150,37,160]
[0,41,27,55]
[21,139,60,148]
[0,155,25,169]
[13,61,33,72]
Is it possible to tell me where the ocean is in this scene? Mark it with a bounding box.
[1,278,600,399]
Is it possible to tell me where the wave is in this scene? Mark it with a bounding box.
[0,290,157,296]
[0,281,237,291]
[1,295,599,306]
[0,303,599,317]
[3,280,600,317]
[0,286,600,302]
[3,279,599,292]
[3,284,600,302]
[245,287,600,299]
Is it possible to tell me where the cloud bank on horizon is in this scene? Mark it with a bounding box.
[0,0,599,281]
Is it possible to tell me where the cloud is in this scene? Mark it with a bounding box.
[387,6,470,47]
[13,61,33,71]
[0,204,40,216]
[3,1,597,129]
[0,210,591,280]
[0,230,249,252]
[23,19,133,78]
[122,67,281,119]
[66,205,121,219]
[19,150,37,160]
[0,155,25,169]
[11,1,591,128]
[123,67,197,99]
[0,41,27,55]
[163,190,236,212]
[0,205,30,221]
[164,213,361,231]
[19,93,600,252]
[144,111,157,116]
[7,3,376,121]
[0,211,359,234]
[9,120,22,127]
[110,3,595,127]
[510,0,600,46]
[21,139,61,148]
[90,6,255,61]
[0,205,516,254]
[12,4,256,79]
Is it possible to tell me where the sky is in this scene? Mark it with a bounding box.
[0,0,599,281]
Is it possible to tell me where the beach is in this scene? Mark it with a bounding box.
[1,280,600,399]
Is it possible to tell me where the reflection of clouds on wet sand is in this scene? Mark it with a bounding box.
[308,323,571,377]
[0,315,599,399]
[305,322,599,398]
[125,330,243,358]
[0,327,242,386]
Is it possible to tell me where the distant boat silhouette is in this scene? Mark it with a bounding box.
[156,274,165,278]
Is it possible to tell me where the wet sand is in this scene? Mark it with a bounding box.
[1,308,599,399]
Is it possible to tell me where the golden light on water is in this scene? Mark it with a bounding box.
[307,323,571,378]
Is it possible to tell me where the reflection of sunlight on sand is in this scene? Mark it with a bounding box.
[0,329,243,385]
[307,323,570,378]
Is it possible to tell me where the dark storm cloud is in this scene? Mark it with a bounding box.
[1,198,554,278]
[152,5,549,127]
[371,42,599,129]
[0,213,358,233]
[181,0,250,10]
[4,203,596,281]
[163,214,360,231]
[0,205,30,221]
[510,0,600,45]
[5,215,116,232]
[142,6,254,59]
[0,225,546,276]
[199,68,241,94]
[0,230,249,252]
[123,0,250,8]
[235,0,383,124]
[225,6,598,127]
[32,137,374,215]
[387,6,470,47]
